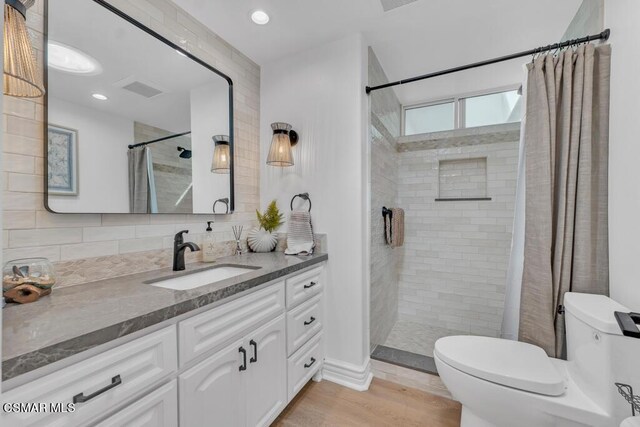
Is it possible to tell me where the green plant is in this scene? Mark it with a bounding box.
[256,200,284,233]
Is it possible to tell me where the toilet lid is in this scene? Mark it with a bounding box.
[434,336,565,396]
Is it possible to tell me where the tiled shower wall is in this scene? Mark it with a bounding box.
[396,132,519,337]
[368,48,401,351]
[2,0,260,286]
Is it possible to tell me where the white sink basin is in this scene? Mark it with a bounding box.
[147,265,258,291]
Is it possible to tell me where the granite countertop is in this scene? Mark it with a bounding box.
[2,252,328,381]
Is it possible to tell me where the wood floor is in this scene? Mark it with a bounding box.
[273,378,461,427]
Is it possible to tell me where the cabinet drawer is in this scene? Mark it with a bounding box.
[287,332,323,402]
[179,282,285,367]
[285,267,323,309]
[96,380,177,427]
[1,326,177,427]
[286,294,322,356]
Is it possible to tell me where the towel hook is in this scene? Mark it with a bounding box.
[382,207,392,219]
[290,193,312,212]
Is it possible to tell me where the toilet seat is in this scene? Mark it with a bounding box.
[434,336,565,396]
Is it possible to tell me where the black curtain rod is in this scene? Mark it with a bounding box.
[128,131,192,149]
[366,29,611,94]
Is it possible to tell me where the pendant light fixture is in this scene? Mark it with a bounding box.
[266,122,298,167]
[211,135,230,174]
[3,0,45,98]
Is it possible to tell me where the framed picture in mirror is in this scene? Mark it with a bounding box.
[47,124,78,196]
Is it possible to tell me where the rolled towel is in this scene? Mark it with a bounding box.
[285,211,315,255]
[385,208,405,248]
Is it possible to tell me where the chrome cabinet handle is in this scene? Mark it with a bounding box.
[304,357,316,369]
[304,281,317,289]
[239,347,247,371]
[73,375,122,404]
[304,316,316,326]
[250,340,258,363]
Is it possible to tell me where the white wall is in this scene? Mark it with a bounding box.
[47,98,132,213]
[190,81,230,213]
[605,0,640,310]
[261,34,371,387]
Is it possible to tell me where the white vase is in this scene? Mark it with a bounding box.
[247,228,278,253]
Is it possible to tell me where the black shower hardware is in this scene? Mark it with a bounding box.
[177,146,192,159]
[382,207,393,245]
[614,311,640,339]
[127,131,191,149]
[213,197,230,214]
[290,192,312,211]
[366,29,611,94]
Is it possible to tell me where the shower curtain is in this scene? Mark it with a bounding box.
[127,147,158,213]
[515,44,611,358]
[500,72,527,342]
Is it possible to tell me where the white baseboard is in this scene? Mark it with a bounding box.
[322,357,373,391]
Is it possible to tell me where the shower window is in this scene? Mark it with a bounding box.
[461,90,522,128]
[404,101,455,135]
[402,87,522,136]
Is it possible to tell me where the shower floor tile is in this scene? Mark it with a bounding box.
[383,320,466,357]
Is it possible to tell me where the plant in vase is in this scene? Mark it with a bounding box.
[247,200,284,253]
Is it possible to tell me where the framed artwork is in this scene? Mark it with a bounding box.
[47,125,78,196]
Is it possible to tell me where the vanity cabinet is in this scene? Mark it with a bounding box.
[179,315,287,427]
[2,263,325,427]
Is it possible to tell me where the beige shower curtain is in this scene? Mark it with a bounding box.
[519,44,611,358]
[128,147,150,213]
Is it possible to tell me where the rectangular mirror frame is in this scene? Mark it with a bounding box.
[43,0,235,214]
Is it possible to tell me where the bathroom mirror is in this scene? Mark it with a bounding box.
[44,0,234,214]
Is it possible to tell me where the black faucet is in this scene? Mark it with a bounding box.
[173,230,200,271]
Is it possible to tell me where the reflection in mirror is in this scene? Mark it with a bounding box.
[45,0,233,214]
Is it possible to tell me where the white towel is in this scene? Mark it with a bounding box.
[285,211,315,255]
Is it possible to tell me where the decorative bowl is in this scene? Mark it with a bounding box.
[247,228,278,253]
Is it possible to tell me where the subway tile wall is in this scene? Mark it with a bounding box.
[368,48,401,351]
[3,0,261,286]
[397,138,519,337]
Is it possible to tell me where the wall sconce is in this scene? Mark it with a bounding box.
[211,135,230,174]
[3,0,45,98]
[266,122,299,167]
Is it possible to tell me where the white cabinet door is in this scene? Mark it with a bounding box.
[245,315,287,427]
[179,339,246,427]
[96,380,178,427]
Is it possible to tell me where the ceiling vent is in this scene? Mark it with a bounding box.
[380,0,419,12]
[114,76,164,98]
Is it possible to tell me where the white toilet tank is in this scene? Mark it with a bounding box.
[564,292,640,423]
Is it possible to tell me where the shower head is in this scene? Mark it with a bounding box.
[177,146,192,159]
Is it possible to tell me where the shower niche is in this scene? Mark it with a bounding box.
[436,157,491,201]
[44,0,234,214]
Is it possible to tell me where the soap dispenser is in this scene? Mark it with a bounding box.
[203,221,217,262]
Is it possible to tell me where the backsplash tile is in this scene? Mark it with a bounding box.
[2,0,262,284]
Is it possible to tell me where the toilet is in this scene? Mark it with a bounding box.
[434,293,640,427]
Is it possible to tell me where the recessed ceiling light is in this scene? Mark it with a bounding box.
[251,10,270,25]
[48,41,102,75]
[92,93,108,101]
